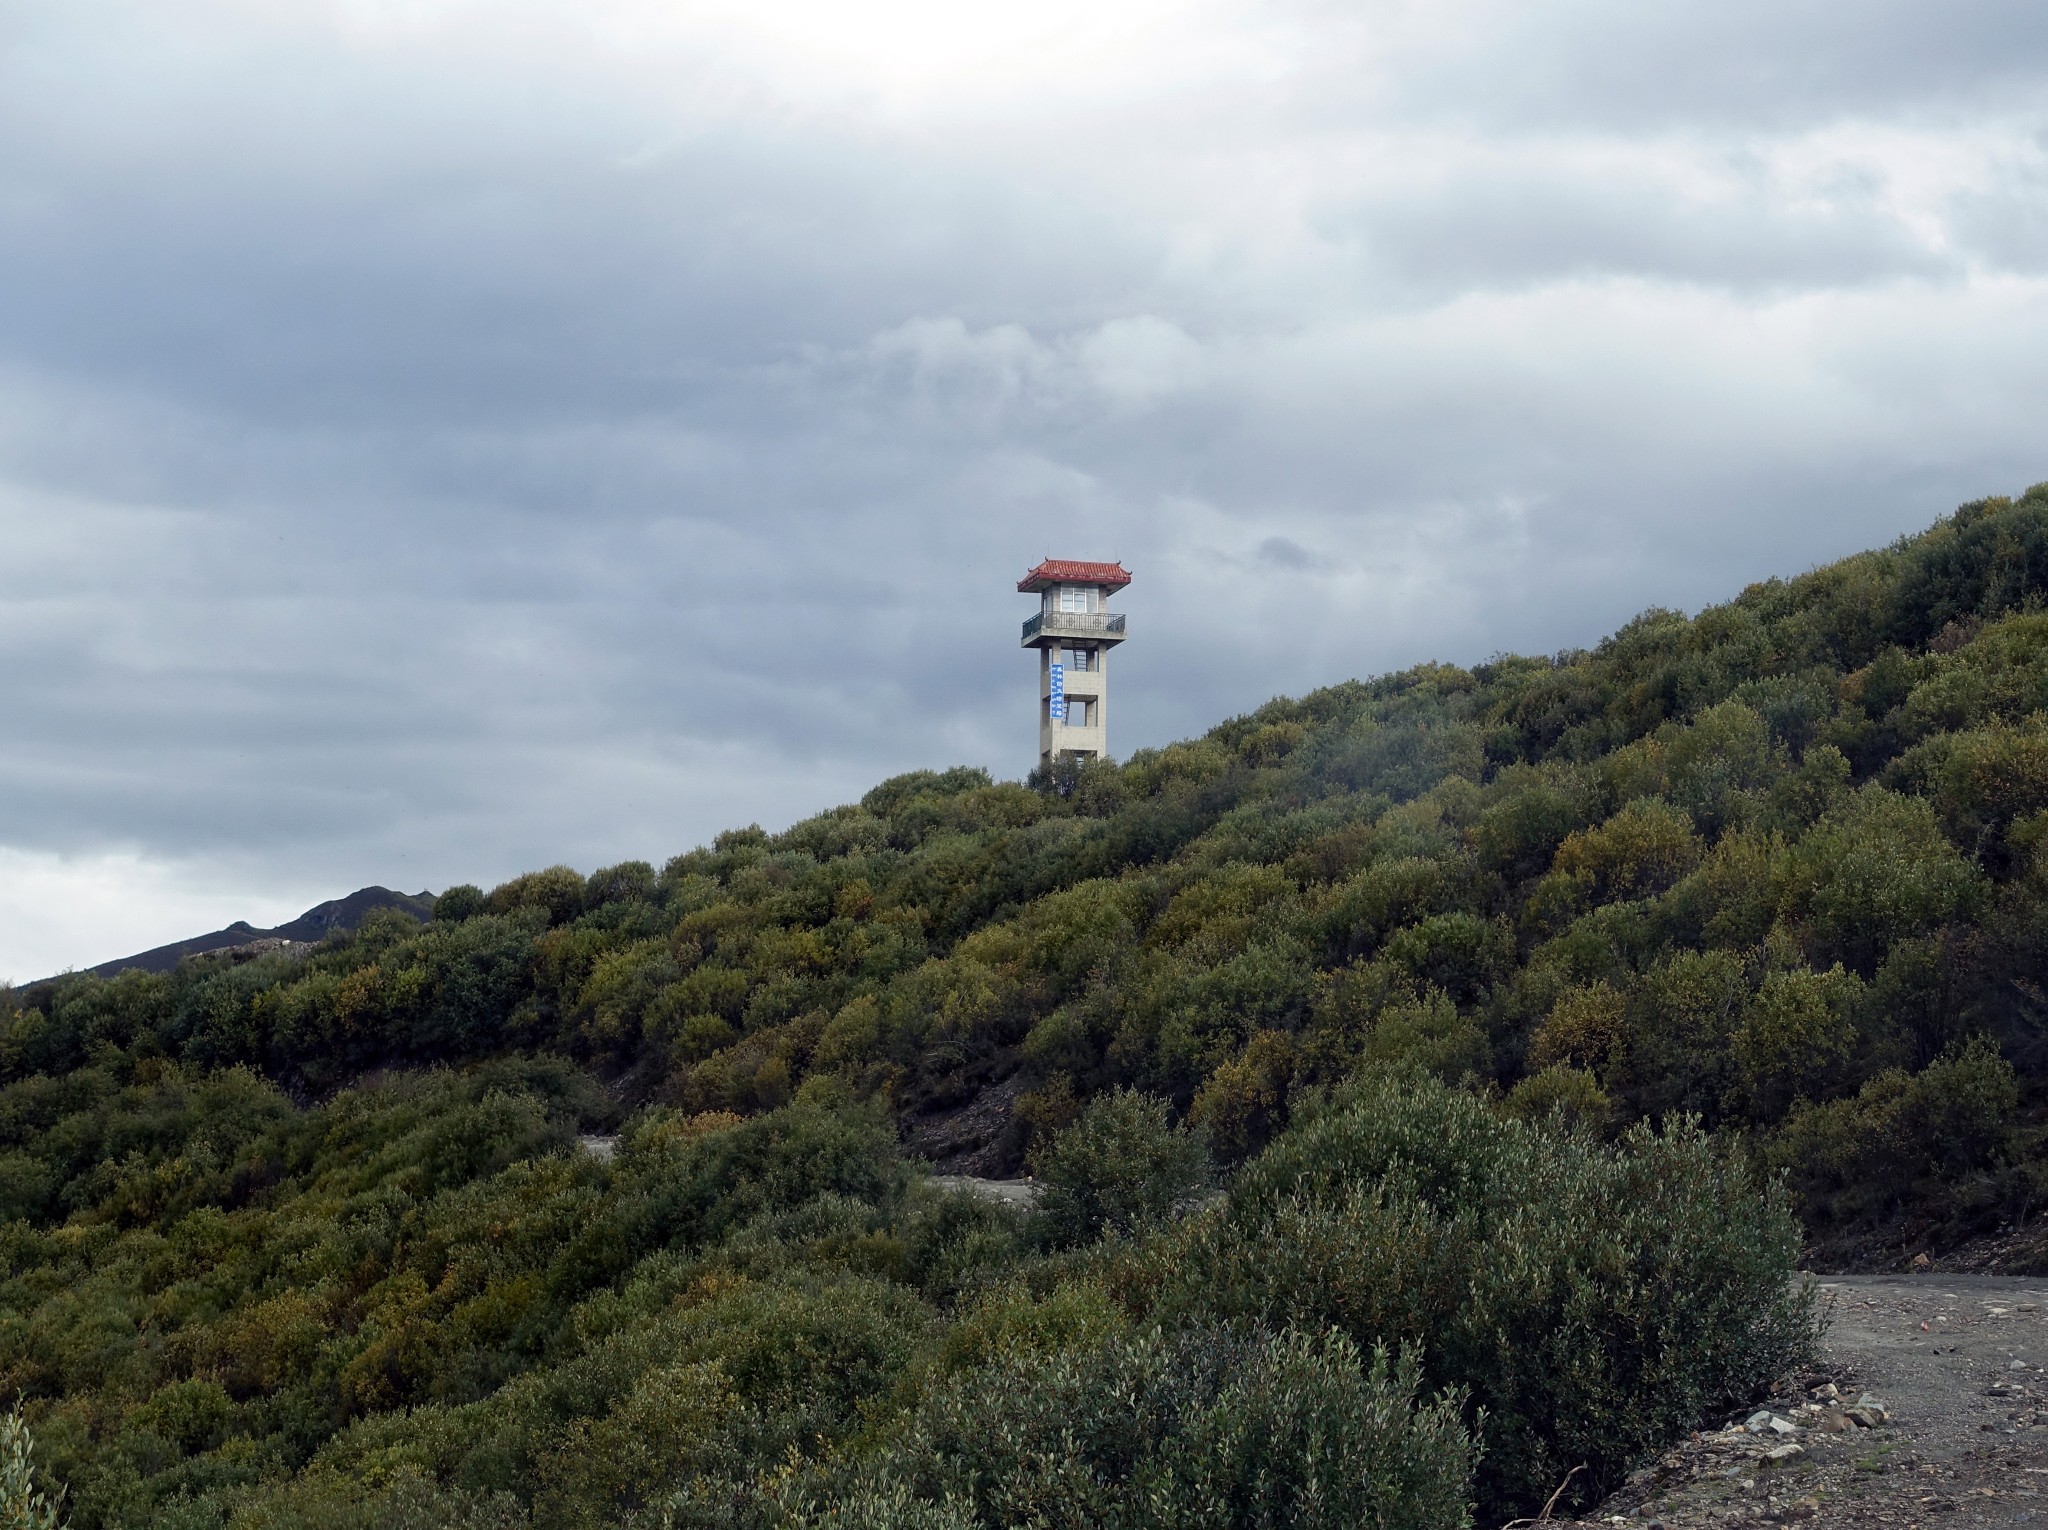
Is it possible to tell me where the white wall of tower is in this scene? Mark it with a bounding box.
[1038,636,1110,765]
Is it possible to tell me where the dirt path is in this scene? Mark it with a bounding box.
[1568,1275,2048,1527]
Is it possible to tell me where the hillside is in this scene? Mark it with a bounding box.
[3,485,2048,1526]
[25,486,2048,1252]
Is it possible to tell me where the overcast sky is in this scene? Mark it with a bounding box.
[2,0,2046,979]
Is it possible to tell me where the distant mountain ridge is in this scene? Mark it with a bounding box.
[58,886,436,983]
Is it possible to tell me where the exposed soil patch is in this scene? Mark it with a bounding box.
[1811,1226,2048,1280]
[902,1073,1026,1176]
[1559,1275,2048,1528]
[1914,1228,2048,1279]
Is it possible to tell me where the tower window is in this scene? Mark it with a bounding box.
[1059,585,1092,613]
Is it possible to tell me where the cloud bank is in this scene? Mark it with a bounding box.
[2,0,2045,977]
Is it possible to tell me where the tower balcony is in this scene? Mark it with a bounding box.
[1022,610,1127,647]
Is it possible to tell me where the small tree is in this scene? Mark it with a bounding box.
[1032,1088,1209,1247]
[0,1409,63,1530]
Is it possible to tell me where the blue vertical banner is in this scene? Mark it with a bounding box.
[1048,662,1065,720]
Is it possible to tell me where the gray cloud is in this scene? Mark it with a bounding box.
[1327,159,1952,296]
[1951,155,2048,273]
[0,0,2044,975]
[1358,0,2048,131]
[1257,536,1319,571]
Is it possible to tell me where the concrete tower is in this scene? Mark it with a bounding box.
[1018,559,1131,767]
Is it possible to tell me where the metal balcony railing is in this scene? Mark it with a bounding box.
[1022,610,1126,642]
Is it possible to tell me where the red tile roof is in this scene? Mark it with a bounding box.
[1017,559,1133,593]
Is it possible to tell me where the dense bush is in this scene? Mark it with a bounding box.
[1029,1088,1210,1248]
[1152,1070,1815,1521]
[0,1042,1815,1527]
[794,1325,1476,1530]
[1769,1037,2021,1237]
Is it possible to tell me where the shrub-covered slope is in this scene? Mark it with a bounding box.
[0,1064,1806,1528]
[18,487,2048,1246]
[4,486,2048,1524]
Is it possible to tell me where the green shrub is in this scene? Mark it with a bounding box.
[0,1151,57,1223]
[0,1409,64,1530]
[1358,988,1487,1082]
[1156,1070,1815,1523]
[598,1098,906,1268]
[224,1469,526,1529]
[1527,981,1628,1072]
[894,1183,1030,1304]
[798,1325,1473,1530]
[1770,1036,2019,1233]
[1903,718,2048,875]
[533,1359,741,1527]
[432,885,488,923]
[1776,788,1983,973]
[1470,780,1580,883]
[1609,949,1748,1121]
[1187,1030,1296,1160]
[1502,1064,1612,1131]
[1731,965,1863,1122]
[1030,1089,1210,1248]
[909,1280,1129,1387]
[1552,800,1703,902]
[486,867,587,926]
[1379,915,1512,1007]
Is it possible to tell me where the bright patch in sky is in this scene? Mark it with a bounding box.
[303,0,1289,111]
[0,850,322,987]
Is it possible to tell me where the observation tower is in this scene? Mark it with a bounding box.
[1018,559,1131,768]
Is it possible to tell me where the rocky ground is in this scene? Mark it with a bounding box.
[1558,1275,2048,1529]
[903,1075,1027,1176]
